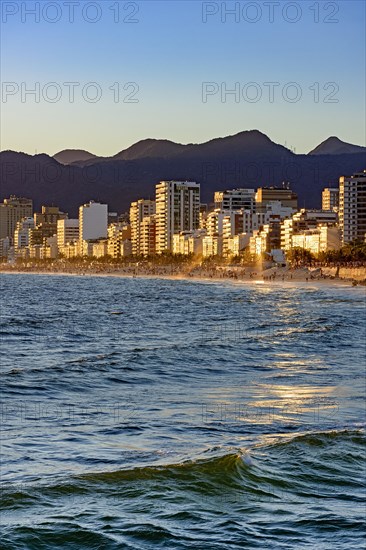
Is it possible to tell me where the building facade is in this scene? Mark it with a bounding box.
[339,171,366,244]
[256,187,298,212]
[14,217,35,250]
[79,201,108,253]
[155,181,200,253]
[214,188,255,212]
[0,196,33,241]
[322,187,339,211]
[130,199,155,256]
[57,219,79,250]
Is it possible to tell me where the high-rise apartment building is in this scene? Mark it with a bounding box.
[0,196,33,240]
[130,199,155,256]
[139,215,156,256]
[14,217,35,249]
[57,219,79,249]
[155,181,200,253]
[214,188,255,212]
[322,187,339,211]
[30,206,67,246]
[339,171,366,244]
[79,201,108,243]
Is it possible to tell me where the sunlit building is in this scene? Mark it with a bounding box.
[14,217,35,250]
[139,215,156,256]
[130,199,155,255]
[79,201,108,255]
[339,170,366,244]
[226,234,250,256]
[281,209,338,251]
[256,187,298,212]
[30,206,67,247]
[155,181,200,253]
[202,236,223,257]
[172,230,205,255]
[322,187,339,211]
[0,196,33,241]
[57,219,79,249]
[291,226,341,255]
[214,188,255,212]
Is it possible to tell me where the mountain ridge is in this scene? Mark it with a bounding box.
[1,130,365,216]
[308,136,366,156]
[48,131,366,166]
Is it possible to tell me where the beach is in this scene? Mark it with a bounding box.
[1,261,365,287]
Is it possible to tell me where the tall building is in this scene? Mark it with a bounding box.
[139,215,156,256]
[14,217,35,249]
[339,171,366,244]
[130,199,155,256]
[0,196,33,241]
[107,222,132,259]
[155,181,200,253]
[30,206,67,246]
[57,219,79,249]
[79,201,108,243]
[256,187,298,212]
[322,187,339,211]
[34,206,67,227]
[214,188,255,212]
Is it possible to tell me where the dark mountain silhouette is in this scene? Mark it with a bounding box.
[53,149,97,165]
[70,130,291,166]
[309,137,366,156]
[1,131,365,217]
[113,138,186,161]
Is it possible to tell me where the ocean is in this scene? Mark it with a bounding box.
[1,274,365,549]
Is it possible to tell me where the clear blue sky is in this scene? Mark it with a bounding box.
[1,0,365,155]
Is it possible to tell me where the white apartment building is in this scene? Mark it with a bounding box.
[79,201,108,253]
[172,230,205,256]
[291,226,341,255]
[281,209,338,251]
[202,236,223,257]
[130,199,155,255]
[57,219,79,249]
[226,234,250,256]
[155,181,200,253]
[339,170,366,244]
[250,225,271,257]
[242,201,294,235]
[92,240,109,258]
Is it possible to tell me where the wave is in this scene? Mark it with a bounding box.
[2,429,364,505]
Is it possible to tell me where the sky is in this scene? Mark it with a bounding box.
[1,0,365,155]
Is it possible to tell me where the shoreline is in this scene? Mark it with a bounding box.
[1,265,363,288]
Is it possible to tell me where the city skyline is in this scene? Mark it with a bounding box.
[2,169,365,263]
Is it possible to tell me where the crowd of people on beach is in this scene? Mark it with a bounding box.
[2,259,364,285]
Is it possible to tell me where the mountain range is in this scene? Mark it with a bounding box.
[1,131,365,216]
